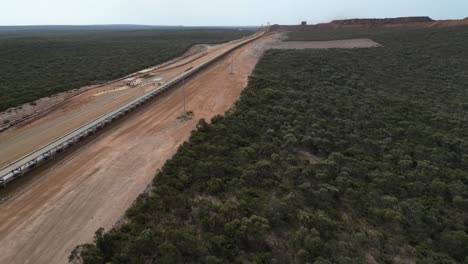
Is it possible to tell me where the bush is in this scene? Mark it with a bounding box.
[72,25,468,263]
[0,28,253,111]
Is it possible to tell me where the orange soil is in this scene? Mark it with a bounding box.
[270,38,382,49]
[0,43,208,131]
[0,33,276,264]
[275,17,468,31]
[0,37,250,168]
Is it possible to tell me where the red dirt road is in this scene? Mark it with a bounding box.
[0,36,253,168]
[0,34,276,264]
[271,38,382,49]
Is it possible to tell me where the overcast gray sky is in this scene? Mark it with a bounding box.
[1,0,467,26]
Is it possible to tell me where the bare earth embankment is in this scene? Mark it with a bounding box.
[271,38,382,49]
[0,39,214,132]
[68,25,468,263]
[0,34,276,264]
[0,37,247,168]
[0,32,382,264]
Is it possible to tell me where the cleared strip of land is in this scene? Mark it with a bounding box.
[270,38,382,49]
[0,32,386,263]
[0,33,276,264]
[0,35,256,169]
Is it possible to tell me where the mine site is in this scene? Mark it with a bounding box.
[1,1,467,264]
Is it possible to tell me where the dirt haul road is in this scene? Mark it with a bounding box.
[0,33,277,264]
[0,35,255,168]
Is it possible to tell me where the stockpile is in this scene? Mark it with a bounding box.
[274,16,468,31]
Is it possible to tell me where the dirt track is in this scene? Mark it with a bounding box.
[0,34,276,264]
[0,37,250,168]
[271,38,382,49]
[0,43,208,130]
[0,32,377,263]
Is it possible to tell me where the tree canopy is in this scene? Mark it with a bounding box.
[72,25,468,263]
[0,28,252,112]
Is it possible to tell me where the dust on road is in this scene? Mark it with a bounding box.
[0,34,276,264]
[0,37,246,168]
[0,33,380,264]
[270,38,382,49]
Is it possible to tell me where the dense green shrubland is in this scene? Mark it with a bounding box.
[0,28,252,111]
[72,26,468,263]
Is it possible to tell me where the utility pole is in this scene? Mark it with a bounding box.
[230,55,234,75]
[182,78,186,116]
[179,67,194,120]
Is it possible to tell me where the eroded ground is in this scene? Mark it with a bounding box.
[271,38,382,49]
[0,34,276,264]
[0,32,382,264]
[0,37,250,168]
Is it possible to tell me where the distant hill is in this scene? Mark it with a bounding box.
[0,25,258,32]
[273,16,468,31]
[0,25,184,32]
[330,16,434,25]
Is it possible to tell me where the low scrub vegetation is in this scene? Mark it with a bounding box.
[0,28,252,112]
[72,26,467,263]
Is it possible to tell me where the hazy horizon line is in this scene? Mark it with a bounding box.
[1,14,467,28]
[0,24,260,27]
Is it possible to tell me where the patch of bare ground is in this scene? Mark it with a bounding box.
[297,150,322,163]
[194,194,222,206]
[270,38,382,49]
[366,253,379,264]
[0,41,212,132]
[393,246,417,264]
[0,33,276,264]
[0,36,253,168]
[0,84,100,133]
